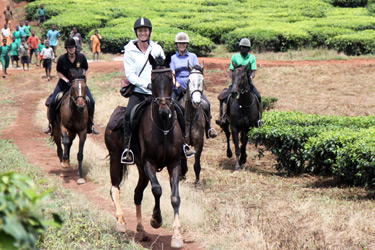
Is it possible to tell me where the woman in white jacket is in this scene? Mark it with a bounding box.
[121,17,195,164]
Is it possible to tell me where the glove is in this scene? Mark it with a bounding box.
[147,83,152,90]
[178,86,186,94]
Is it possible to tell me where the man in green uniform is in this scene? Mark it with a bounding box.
[10,36,19,68]
[216,38,263,126]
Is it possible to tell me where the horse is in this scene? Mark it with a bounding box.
[218,62,260,171]
[52,68,89,184]
[105,54,185,248]
[179,63,206,185]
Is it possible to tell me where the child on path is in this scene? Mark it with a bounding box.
[90,29,102,61]
[18,21,26,39]
[3,5,12,28]
[38,4,46,26]
[1,38,10,78]
[18,38,29,71]
[37,38,46,66]
[27,30,39,65]
[24,21,31,41]
[10,36,19,68]
[46,24,60,62]
[40,41,54,81]
[12,25,22,46]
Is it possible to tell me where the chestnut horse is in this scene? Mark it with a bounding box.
[179,63,206,185]
[105,55,185,248]
[218,62,260,170]
[52,68,89,184]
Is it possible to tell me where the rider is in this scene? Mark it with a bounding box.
[170,32,217,139]
[216,38,263,126]
[121,17,195,164]
[43,37,100,135]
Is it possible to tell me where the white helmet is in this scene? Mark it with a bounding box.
[239,38,251,47]
[175,32,189,43]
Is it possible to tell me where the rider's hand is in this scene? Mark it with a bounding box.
[147,83,152,90]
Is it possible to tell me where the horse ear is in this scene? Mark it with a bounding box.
[165,52,172,67]
[187,61,191,72]
[148,54,156,69]
[245,61,251,73]
[201,61,204,74]
[232,61,237,67]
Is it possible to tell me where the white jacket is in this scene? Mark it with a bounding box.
[123,39,165,95]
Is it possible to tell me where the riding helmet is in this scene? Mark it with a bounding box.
[64,37,76,48]
[239,38,251,47]
[133,17,152,34]
[175,32,189,43]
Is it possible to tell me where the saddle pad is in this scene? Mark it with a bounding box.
[130,98,151,133]
[108,106,127,131]
[217,88,228,101]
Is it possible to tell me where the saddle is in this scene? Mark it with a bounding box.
[45,90,90,109]
[217,88,228,101]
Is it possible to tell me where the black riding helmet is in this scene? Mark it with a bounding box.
[133,17,152,36]
[64,37,76,48]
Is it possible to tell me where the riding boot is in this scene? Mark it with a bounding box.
[215,101,227,126]
[121,119,134,164]
[203,109,217,139]
[43,106,55,134]
[87,104,100,134]
[257,101,264,127]
[175,103,196,158]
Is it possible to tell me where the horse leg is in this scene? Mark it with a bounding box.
[180,156,188,181]
[134,164,150,241]
[240,131,248,165]
[61,128,73,170]
[168,163,183,248]
[194,143,203,185]
[231,127,241,171]
[76,132,86,184]
[143,161,163,229]
[223,123,232,158]
[53,126,65,176]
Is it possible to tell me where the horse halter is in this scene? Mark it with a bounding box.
[187,70,204,100]
[70,78,87,107]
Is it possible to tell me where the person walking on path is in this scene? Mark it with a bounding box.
[10,36,19,68]
[24,21,31,41]
[12,25,22,46]
[69,27,83,53]
[40,41,54,81]
[27,30,39,65]
[38,4,46,26]
[90,29,102,61]
[46,24,60,62]
[18,38,30,71]
[37,37,46,66]
[18,21,26,39]
[1,38,11,78]
[3,5,12,28]
[1,23,11,45]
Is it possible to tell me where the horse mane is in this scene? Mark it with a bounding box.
[149,54,171,69]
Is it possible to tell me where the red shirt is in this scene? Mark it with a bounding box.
[27,36,39,50]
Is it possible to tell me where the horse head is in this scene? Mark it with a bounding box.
[149,54,174,120]
[69,68,87,112]
[231,62,251,98]
[187,62,204,108]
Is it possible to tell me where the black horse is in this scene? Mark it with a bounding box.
[179,63,206,185]
[105,55,184,248]
[218,62,260,171]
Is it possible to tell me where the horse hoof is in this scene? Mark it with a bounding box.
[115,222,126,233]
[138,231,151,242]
[227,151,232,158]
[150,217,163,229]
[171,236,184,248]
[60,162,70,171]
[59,172,68,178]
[77,178,86,185]
[194,179,200,187]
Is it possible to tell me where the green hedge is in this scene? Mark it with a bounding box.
[249,111,375,187]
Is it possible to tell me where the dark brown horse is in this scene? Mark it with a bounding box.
[179,63,206,185]
[52,68,89,184]
[218,62,260,171]
[105,55,185,248]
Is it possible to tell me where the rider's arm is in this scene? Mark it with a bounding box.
[229,69,233,78]
[57,71,69,83]
[250,70,256,79]
[123,51,149,88]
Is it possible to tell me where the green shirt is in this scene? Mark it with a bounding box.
[38,8,46,17]
[1,45,10,57]
[24,25,31,36]
[10,42,18,56]
[229,53,257,71]
[37,43,45,52]
[13,30,22,46]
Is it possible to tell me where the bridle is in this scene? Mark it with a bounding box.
[151,68,176,135]
[187,70,204,101]
[70,78,87,107]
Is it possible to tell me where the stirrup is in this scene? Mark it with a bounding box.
[43,124,52,134]
[257,120,264,127]
[183,144,196,159]
[207,128,218,138]
[121,148,134,164]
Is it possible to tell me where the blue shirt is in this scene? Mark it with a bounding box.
[46,30,60,47]
[170,51,199,89]
[18,26,26,37]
